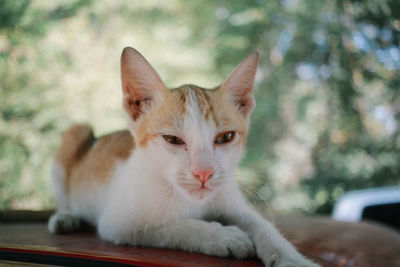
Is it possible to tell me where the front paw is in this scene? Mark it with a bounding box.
[48,212,82,234]
[205,224,255,259]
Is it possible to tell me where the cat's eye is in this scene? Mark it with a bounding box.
[214,131,235,145]
[163,135,185,145]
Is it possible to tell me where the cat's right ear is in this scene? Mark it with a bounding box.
[121,47,167,122]
[221,51,259,118]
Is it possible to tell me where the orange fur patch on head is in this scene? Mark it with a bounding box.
[181,84,217,121]
[183,84,248,137]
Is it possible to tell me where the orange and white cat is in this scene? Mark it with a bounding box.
[48,47,319,267]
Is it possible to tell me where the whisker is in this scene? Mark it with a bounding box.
[232,170,274,219]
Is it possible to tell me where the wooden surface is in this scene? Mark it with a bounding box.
[275,216,400,267]
[1,215,400,266]
[0,223,262,267]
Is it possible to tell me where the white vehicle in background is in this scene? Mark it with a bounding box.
[332,186,400,230]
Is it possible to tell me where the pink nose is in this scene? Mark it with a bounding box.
[192,168,214,184]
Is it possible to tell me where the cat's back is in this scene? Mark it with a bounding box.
[55,124,135,190]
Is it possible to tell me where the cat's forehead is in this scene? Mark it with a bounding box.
[169,85,247,134]
[170,84,219,122]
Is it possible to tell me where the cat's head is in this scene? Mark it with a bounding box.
[121,47,259,202]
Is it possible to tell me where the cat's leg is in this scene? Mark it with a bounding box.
[213,187,320,267]
[225,212,319,267]
[48,160,82,234]
[98,216,255,259]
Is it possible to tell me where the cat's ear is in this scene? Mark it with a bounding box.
[121,47,167,122]
[221,51,259,118]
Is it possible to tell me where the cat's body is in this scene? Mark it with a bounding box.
[48,47,319,267]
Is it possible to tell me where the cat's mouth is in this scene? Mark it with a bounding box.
[179,182,215,199]
[189,186,212,193]
[189,188,212,200]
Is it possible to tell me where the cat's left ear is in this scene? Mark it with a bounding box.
[221,51,259,118]
[121,47,168,122]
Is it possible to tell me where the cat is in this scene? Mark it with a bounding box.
[48,47,319,267]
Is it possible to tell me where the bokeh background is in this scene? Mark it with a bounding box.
[1,0,399,215]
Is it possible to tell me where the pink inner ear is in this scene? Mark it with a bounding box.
[235,95,255,117]
[221,51,259,118]
[225,82,256,117]
[124,94,153,121]
[124,95,141,121]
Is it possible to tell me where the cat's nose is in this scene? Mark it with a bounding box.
[192,168,214,185]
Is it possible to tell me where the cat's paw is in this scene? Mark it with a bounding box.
[48,212,82,234]
[206,225,255,259]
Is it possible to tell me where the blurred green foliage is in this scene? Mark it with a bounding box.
[1,0,399,213]
[0,0,92,209]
